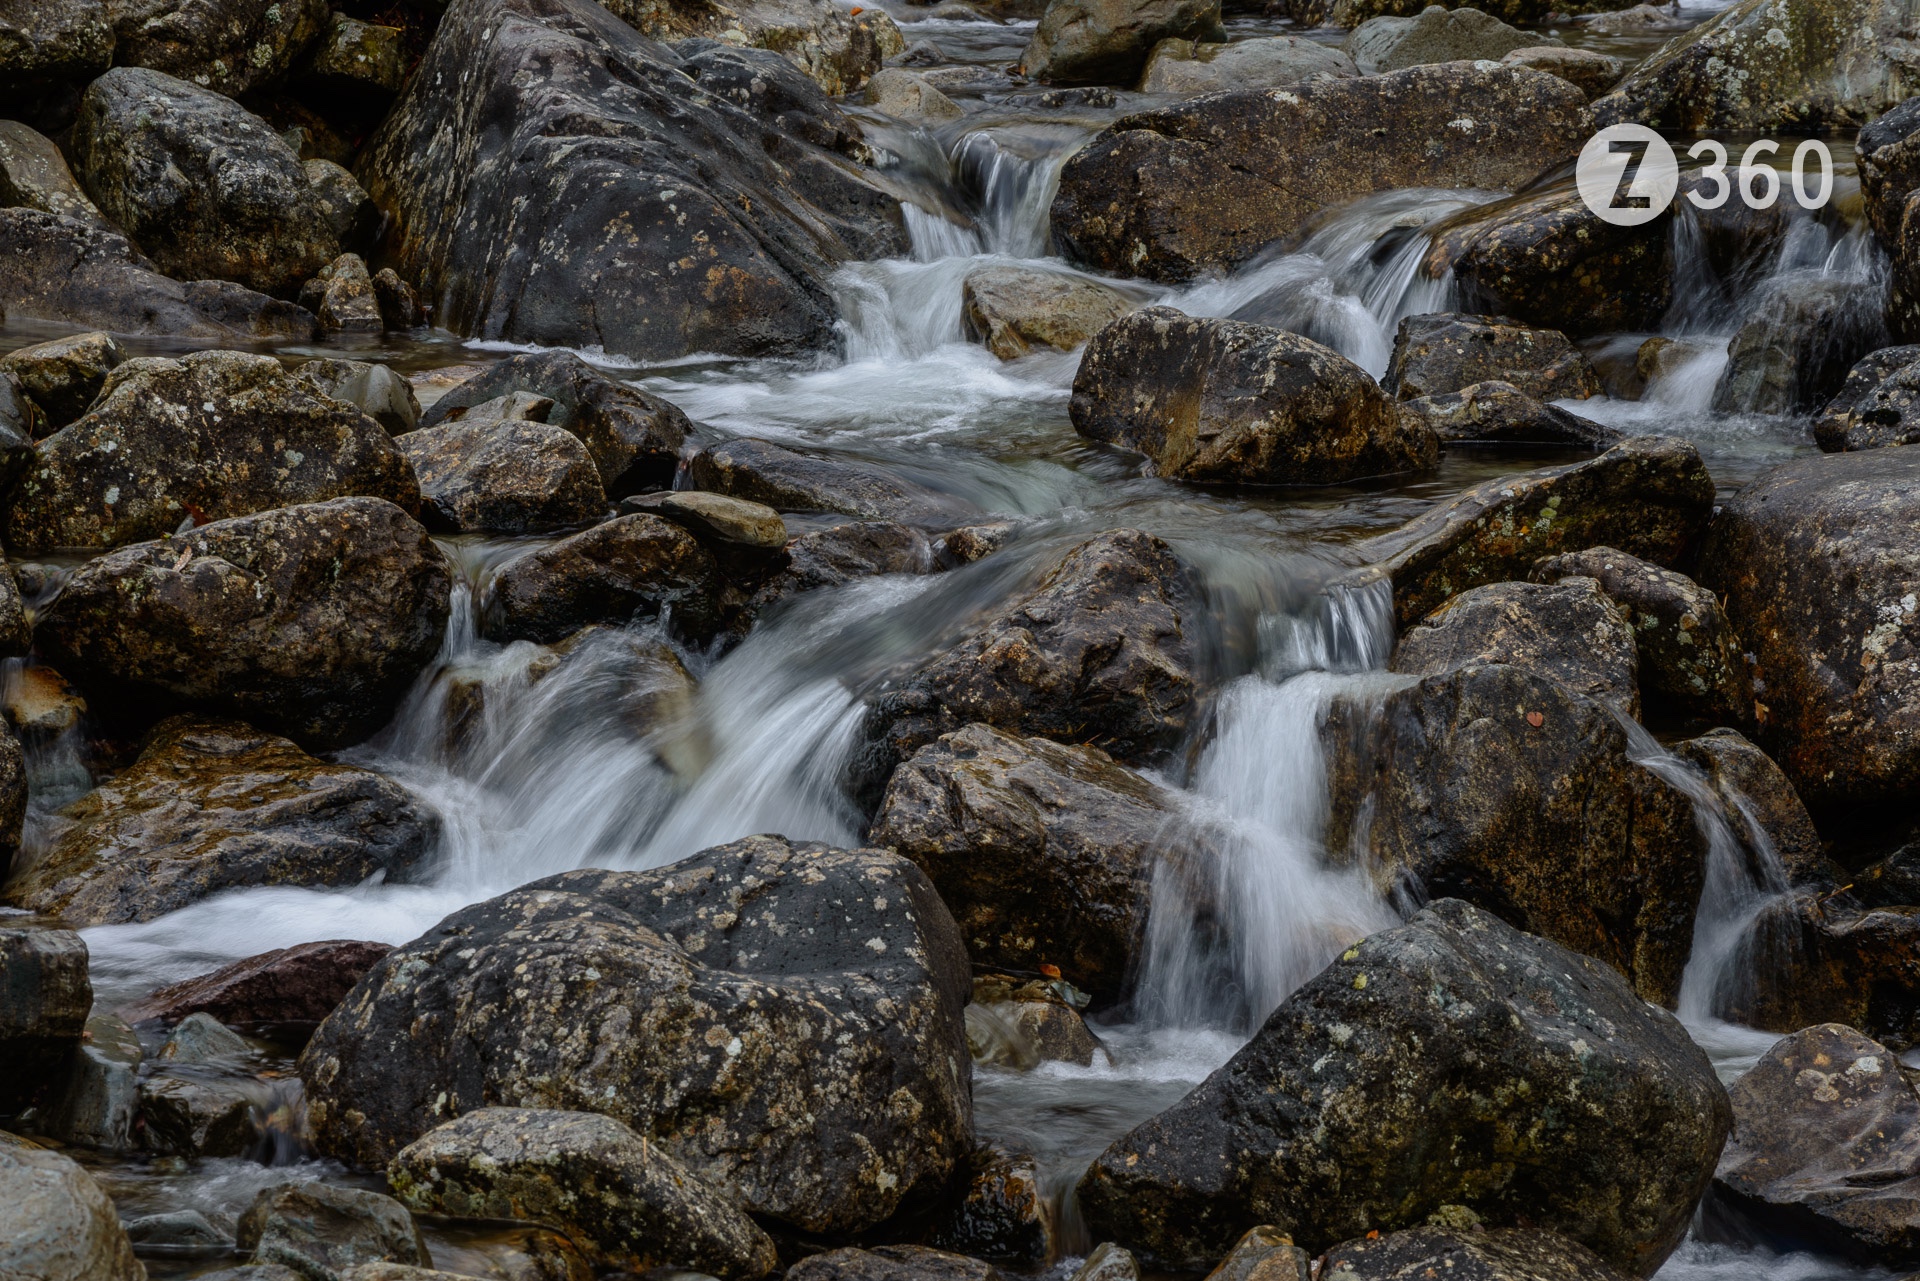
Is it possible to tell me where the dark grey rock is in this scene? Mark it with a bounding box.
[688,437,978,524]
[482,514,722,645]
[0,330,123,430]
[236,1182,431,1278]
[1384,314,1601,402]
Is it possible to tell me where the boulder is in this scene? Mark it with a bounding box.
[0,209,317,341]
[70,68,339,296]
[373,269,427,331]
[1018,0,1221,85]
[1713,894,1920,1046]
[1072,1244,1140,1281]
[0,929,91,1115]
[621,491,787,578]
[1074,900,1730,1273]
[869,723,1175,997]
[788,1246,1002,1281]
[1318,1228,1632,1280]
[1346,437,1716,629]
[388,1108,778,1278]
[302,14,408,98]
[482,514,722,645]
[303,160,379,256]
[107,0,329,96]
[1861,99,1920,252]
[1138,35,1355,94]
[295,359,421,436]
[1531,547,1751,727]
[968,977,1101,1065]
[1204,1227,1311,1281]
[304,253,384,333]
[0,121,106,226]
[7,350,419,555]
[856,529,1198,797]
[1676,728,1828,887]
[963,265,1133,360]
[1289,0,1641,26]
[1384,314,1601,402]
[299,836,973,1235]
[1695,449,1920,817]
[1404,383,1621,449]
[237,1183,431,1278]
[1344,6,1537,74]
[36,498,453,749]
[37,1013,142,1150]
[0,331,123,430]
[119,940,394,1041]
[602,0,904,94]
[1712,277,1889,415]
[864,69,966,122]
[0,0,114,98]
[159,1012,250,1063]
[1052,63,1586,281]
[419,352,691,496]
[1392,578,1641,714]
[1498,46,1623,100]
[688,437,978,524]
[929,1145,1052,1264]
[1578,3,1687,32]
[400,419,606,535]
[0,1133,145,1281]
[1814,346,1920,452]
[355,0,908,363]
[751,520,938,610]
[139,1071,263,1158]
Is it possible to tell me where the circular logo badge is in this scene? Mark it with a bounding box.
[1575,124,1679,227]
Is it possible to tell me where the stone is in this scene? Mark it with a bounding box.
[1861,100,1920,252]
[871,723,1175,997]
[1290,0,1641,25]
[963,265,1133,360]
[305,253,384,334]
[139,1071,263,1158]
[300,836,972,1235]
[7,350,419,555]
[0,928,90,1115]
[1578,3,1686,32]
[1713,278,1889,415]
[1675,729,1828,887]
[482,514,721,646]
[1018,0,1220,85]
[1138,35,1354,94]
[751,520,937,610]
[5,667,87,746]
[969,980,1101,1065]
[37,1013,142,1150]
[603,0,903,95]
[1318,1228,1632,1280]
[0,121,106,226]
[788,1246,1001,1281]
[1075,900,1730,1273]
[1531,547,1751,728]
[1384,314,1601,403]
[419,352,691,497]
[372,269,426,331]
[1814,346,1920,452]
[1071,309,1437,486]
[400,419,606,535]
[621,492,788,565]
[1052,63,1586,282]
[107,0,329,96]
[0,1132,145,1281]
[1346,437,1716,629]
[0,330,123,430]
[1715,896,1920,1047]
[295,359,422,436]
[1404,383,1621,450]
[1854,841,1920,905]
[929,1145,1052,1264]
[1497,46,1623,101]
[303,14,407,96]
[158,1012,252,1062]
[1392,578,1640,714]
[388,1108,778,1278]
[303,160,379,254]
[0,208,317,342]
[688,437,978,524]
[1204,1226,1310,1281]
[4,716,440,926]
[356,0,908,363]
[126,1210,227,1249]
[864,68,965,121]
[1072,1243,1140,1281]
[1696,449,1920,817]
[0,0,114,96]
[237,1182,432,1278]
[1344,6,1537,74]
[119,940,394,1041]
[36,498,453,749]
[70,68,340,295]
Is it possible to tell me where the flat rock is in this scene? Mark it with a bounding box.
[482,514,721,646]
[1404,382,1621,449]
[1344,6,1537,73]
[120,940,394,1041]
[963,265,1133,360]
[1384,314,1601,402]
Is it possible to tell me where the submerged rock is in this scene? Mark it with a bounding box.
[0,929,91,1115]
[0,331,124,431]
[0,1132,146,1281]
[1384,314,1601,402]
[1137,35,1355,94]
[482,514,721,646]
[1403,383,1621,450]
[1319,1228,1632,1280]
[237,1183,431,1279]
[120,941,394,1041]
[1344,6,1537,73]
[963,265,1134,360]
[1018,0,1222,85]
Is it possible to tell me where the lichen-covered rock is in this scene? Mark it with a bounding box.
[1319,1228,1632,1280]
[1074,900,1730,1273]
[36,498,452,749]
[1138,35,1354,94]
[299,836,973,1235]
[107,0,329,96]
[0,121,106,226]
[963,265,1133,360]
[388,1108,778,1278]
[1384,314,1601,402]
[400,419,606,535]
[788,1246,1002,1281]
[70,68,339,295]
[0,330,123,430]
[1018,0,1221,85]
[603,0,903,94]
[304,253,383,333]
[1052,64,1586,282]
[1071,309,1437,486]
[1344,6,1536,73]
[689,437,978,524]
[3,717,438,926]
[1347,437,1716,629]
[1861,102,1920,298]
[1403,383,1620,449]
[119,940,394,1041]
[1713,278,1889,415]
[7,350,418,555]
[1498,46,1624,100]
[302,13,407,97]
[864,69,965,122]
[1392,579,1641,714]
[929,1145,1052,1264]
[237,1183,431,1279]
[304,160,378,256]
[0,929,91,1115]
[1814,346,1920,452]
[482,514,721,645]
[0,1132,146,1281]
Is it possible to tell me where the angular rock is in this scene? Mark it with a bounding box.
[751,520,937,610]
[305,253,384,333]
[604,0,903,95]
[0,121,106,226]
[36,498,453,749]
[482,514,721,645]
[300,836,973,1235]
[1716,895,1920,1047]
[1384,314,1600,403]
[1861,99,1920,252]
[689,437,978,524]
[963,265,1133,360]
[929,1145,1052,1264]
[119,940,394,1041]
[1138,35,1354,94]
[1676,728,1828,887]
[388,1108,778,1278]
[139,1071,263,1158]
[400,419,606,535]
[0,929,92,1114]
[1204,1226,1310,1281]
[237,1183,431,1278]
[1404,382,1621,449]
[1018,0,1221,85]
[295,359,422,436]
[108,0,329,96]
[789,1246,1001,1281]
[1318,1227,1632,1280]
[0,331,123,431]
[1071,309,1437,485]
[864,69,965,122]
[303,14,408,97]
[1713,277,1888,415]
[373,269,426,332]
[1052,63,1586,281]
[1074,900,1730,1273]
[1498,46,1623,100]
[303,160,379,256]
[1392,578,1640,714]
[1344,6,1536,74]
[622,491,787,577]
[1814,346,1920,452]
[0,1133,145,1281]
[8,349,419,554]
[38,1013,142,1150]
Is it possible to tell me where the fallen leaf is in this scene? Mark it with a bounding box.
[1526,711,1544,728]
[172,548,192,572]
[1039,963,1061,979]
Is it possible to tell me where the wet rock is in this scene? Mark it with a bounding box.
[864,68,966,121]
[303,14,407,97]
[1854,841,1920,906]
[1532,547,1751,728]
[1071,308,1438,486]
[0,121,106,226]
[4,666,87,747]
[159,1012,252,1062]
[1384,314,1601,403]
[400,418,606,535]
[1675,728,1828,887]
[300,836,973,1234]
[482,514,721,646]
[1205,1226,1310,1281]
[608,0,903,94]
[238,1182,432,1278]
[0,331,123,431]
[1497,46,1623,100]
[963,265,1133,360]
[1578,3,1688,32]
[9,350,419,554]
[119,940,394,1041]
[0,208,317,341]
[1018,0,1220,85]
[1075,899,1730,1272]
[5,716,439,926]
[126,1209,227,1249]
[1052,63,1585,282]
[689,437,978,524]
[1861,99,1920,254]
[356,0,908,363]
[751,520,937,610]
[1319,1227,1632,1280]
[304,253,384,334]
[108,0,329,96]
[0,928,90,1114]
[389,1108,778,1278]
[0,1132,145,1281]
[36,497,453,749]
[1696,449,1920,817]
[139,1071,263,1158]
[1344,6,1536,73]
[1292,0,1642,25]
[622,492,789,573]
[37,1013,142,1150]
[71,68,339,296]
[372,269,426,332]
[1713,278,1889,415]
[930,1145,1052,1264]
[1592,0,1920,134]
[198,1266,304,1281]
[0,0,114,99]
[789,1246,1002,1281]
[1814,346,1920,452]
[1138,35,1354,94]
[1716,895,1920,1047]
[1392,578,1640,714]
[1404,383,1621,449]
[419,352,691,497]
[295,359,422,436]
[678,39,884,149]
[1072,1243,1140,1281]
[1348,437,1716,629]
[970,976,1101,1065]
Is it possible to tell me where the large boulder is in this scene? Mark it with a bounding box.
[399,418,607,535]
[3,717,438,927]
[36,498,453,749]
[1346,437,1716,629]
[355,0,907,363]
[868,723,1176,998]
[1319,1228,1632,1281]
[299,835,973,1235]
[481,514,722,645]
[963,265,1133,360]
[1344,6,1537,73]
[7,350,418,555]
[688,437,979,525]
[0,1133,146,1281]
[1695,449,1920,817]
[1137,35,1355,94]
[0,929,91,1115]
[1383,314,1600,402]
[0,0,114,98]
[70,68,340,296]
[1391,578,1640,714]
[1813,346,1920,452]
[1075,900,1729,1272]
[107,0,329,96]
[1070,309,1437,486]
[118,940,394,1042]
[601,0,902,94]
[1051,63,1586,282]
[1018,0,1221,86]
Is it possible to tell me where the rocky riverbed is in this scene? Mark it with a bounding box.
[5,0,1920,1278]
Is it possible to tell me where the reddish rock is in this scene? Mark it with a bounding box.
[119,939,393,1042]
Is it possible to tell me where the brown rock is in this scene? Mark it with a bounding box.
[0,330,123,430]
[1498,46,1624,100]
[482,514,721,645]
[400,418,607,535]
[789,1246,1002,1281]
[1384,314,1601,402]
[963,265,1133,360]
[929,1145,1052,1264]
[1318,1227,1632,1280]
[305,253,383,333]
[119,940,395,1041]
[1403,382,1620,450]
